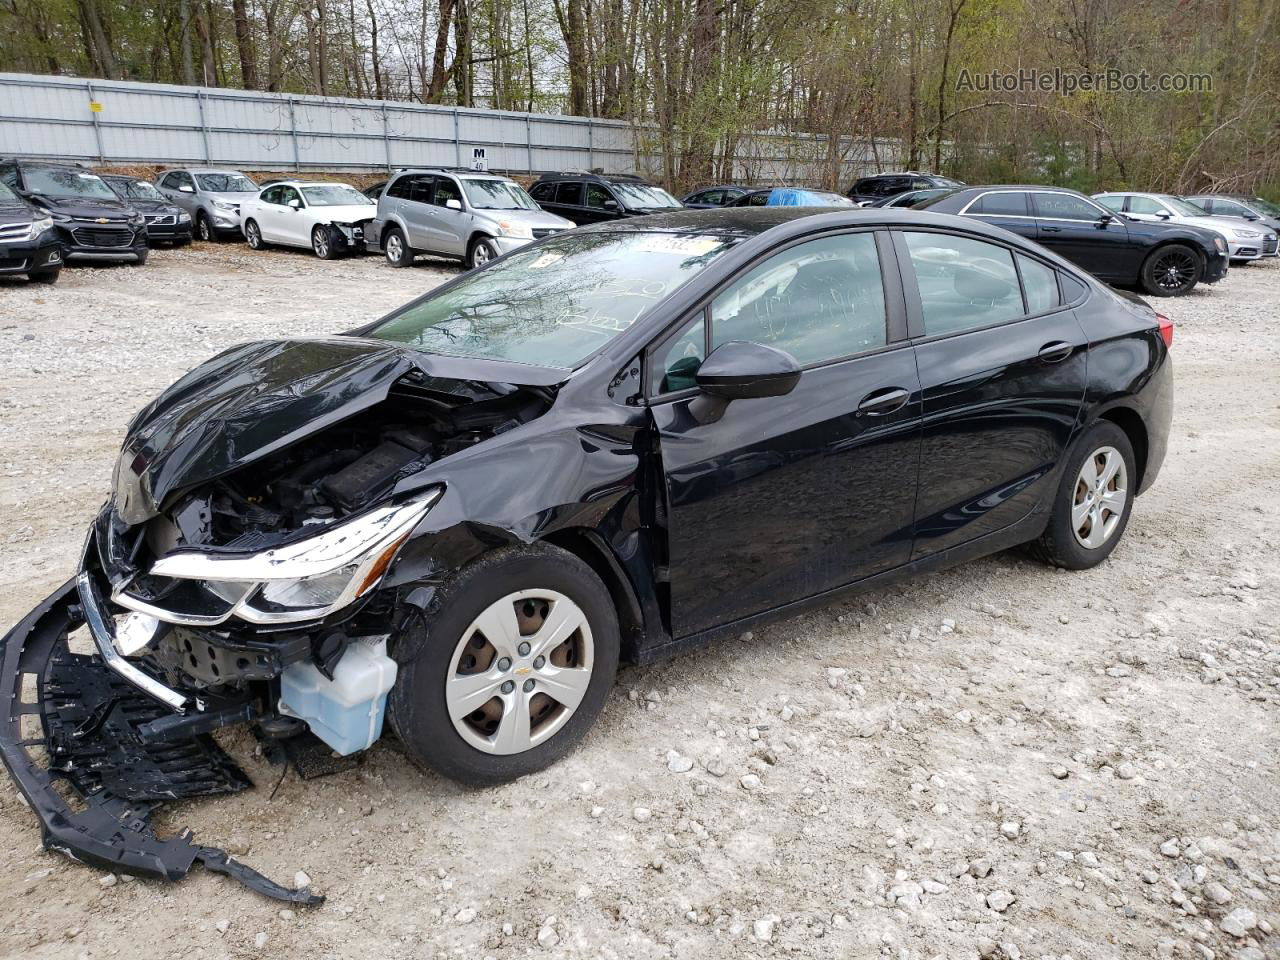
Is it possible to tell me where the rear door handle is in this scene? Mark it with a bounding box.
[1038,341,1074,363]
[1041,225,1062,233]
[857,386,910,416]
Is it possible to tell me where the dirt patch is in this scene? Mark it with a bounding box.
[0,246,1277,959]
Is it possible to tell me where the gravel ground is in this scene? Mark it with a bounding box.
[1,244,1277,960]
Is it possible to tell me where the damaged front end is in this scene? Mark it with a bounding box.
[0,336,562,901]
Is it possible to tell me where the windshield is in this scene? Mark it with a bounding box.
[196,173,257,193]
[116,180,164,201]
[896,188,948,207]
[300,184,373,206]
[611,183,683,209]
[24,167,118,200]
[1248,197,1280,216]
[368,231,741,368]
[463,178,539,210]
[934,177,965,187]
[0,181,18,202]
[1158,195,1208,217]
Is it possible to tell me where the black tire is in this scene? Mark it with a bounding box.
[1030,420,1136,570]
[312,224,340,260]
[196,212,218,243]
[388,543,620,785]
[130,248,149,266]
[244,219,266,250]
[383,226,414,267]
[466,236,499,270]
[28,268,59,285]
[1141,243,1201,297]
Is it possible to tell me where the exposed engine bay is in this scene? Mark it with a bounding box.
[152,373,553,551]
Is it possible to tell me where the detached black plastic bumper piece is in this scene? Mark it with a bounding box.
[0,579,322,904]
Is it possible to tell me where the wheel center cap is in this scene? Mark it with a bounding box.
[514,665,532,676]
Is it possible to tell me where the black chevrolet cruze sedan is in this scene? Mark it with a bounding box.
[920,185,1228,296]
[1,208,1172,900]
[0,178,63,283]
[0,159,149,265]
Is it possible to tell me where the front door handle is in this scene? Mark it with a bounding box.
[1038,341,1074,363]
[857,386,910,416]
[1040,225,1062,233]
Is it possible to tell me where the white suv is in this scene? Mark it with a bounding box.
[369,169,574,269]
[1094,191,1276,263]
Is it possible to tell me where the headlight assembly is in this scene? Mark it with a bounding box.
[1213,236,1227,253]
[211,198,236,212]
[495,220,533,240]
[1231,228,1261,239]
[177,211,191,222]
[134,490,441,625]
[30,216,54,237]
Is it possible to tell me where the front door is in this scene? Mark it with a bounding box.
[893,228,1088,558]
[650,229,921,638]
[1031,191,1131,280]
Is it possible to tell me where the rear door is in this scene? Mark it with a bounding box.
[399,175,437,250]
[894,228,1088,558]
[428,175,468,256]
[253,185,283,241]
[649,229,921,638]
[1031,190,1132,280]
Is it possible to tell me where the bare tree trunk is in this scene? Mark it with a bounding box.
[367,0,384,98]
[552,0,589,115]
[425,0,456,102]
[231,0,258,88]
[454,0,471,106]
[77,0,120,78]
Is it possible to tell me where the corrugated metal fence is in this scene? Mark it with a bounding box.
[0,72,891,184]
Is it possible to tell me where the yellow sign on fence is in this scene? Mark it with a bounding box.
[89,101,103,113]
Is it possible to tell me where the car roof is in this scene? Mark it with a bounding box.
[390,168,510,181]
[535,170,654,185]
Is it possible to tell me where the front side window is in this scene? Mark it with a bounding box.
[195,173,257,192]
[654,315,706,393]
[1128,196,1168,216]
[300,184,373,206]
[903,231,1023,335]
[433,177,462,208]
[1210,199,1249,217]
[1032,192,1106,221]
[585,183,613,209]
[279,186,302,207]
[22,166,118,200]
[747,191,770,206]
[0,180,18,201]
[462,178,538,210]
[710,232,887,366]
[369,231,741,368]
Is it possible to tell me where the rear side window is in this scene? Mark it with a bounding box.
[903,231,1023,335]
[710,232,887,366]
[387,176,413,200]
[407,176,434,204]
[971,192,1028,216]
[1018,255,1059,313]
[747,191,770,206]
[555,182,583,205]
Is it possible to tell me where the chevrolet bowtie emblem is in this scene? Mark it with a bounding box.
[95,217,109,223]
[515,666,532,676]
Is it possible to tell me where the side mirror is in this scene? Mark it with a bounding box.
[287,198,302,210]
[446,198,462,210]
[178,184,194,194]
[1244,213,1260,221]
[1156,211,1171,219]
[1096,213,1115,226]
[603,199,619,211]
[696,340,802,401]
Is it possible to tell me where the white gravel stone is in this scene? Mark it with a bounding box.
[1220,907,1256,937]
[1000,821,1021,839]
[753,916,777,941]
[455,907,476,924]
[740,773,762,791]
[632,806,652,823]
[986,890,1015,912]
[1160,838,1181,858]
[1204,881,1232,904]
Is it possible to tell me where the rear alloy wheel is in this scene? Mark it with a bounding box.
[467,237,498,269]
[389,544,619,785]
[1031,421,1136,569]
[1141,243,1201,296]
[384,227,414,267]
[312,224,339,260]
[244,219,265,250]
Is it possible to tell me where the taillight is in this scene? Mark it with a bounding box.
[1156,312,1173,348]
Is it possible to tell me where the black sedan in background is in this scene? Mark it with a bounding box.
[0,178,63,283]
[1,207,1172,901]
[103,175,193,246]
[682,184,750,207]
[921,185,1228,296]
[0,159,149,265]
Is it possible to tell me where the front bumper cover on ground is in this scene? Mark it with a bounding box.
[0,578,322,904]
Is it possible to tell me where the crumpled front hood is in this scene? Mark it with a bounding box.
[112,336,569,525]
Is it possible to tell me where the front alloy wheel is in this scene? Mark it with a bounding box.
[312,225,338,260]
[389,543,619,785]
[1142,243,1200,296]
[446,590,594,755]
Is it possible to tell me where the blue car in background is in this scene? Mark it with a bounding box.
[729,187,854,207]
